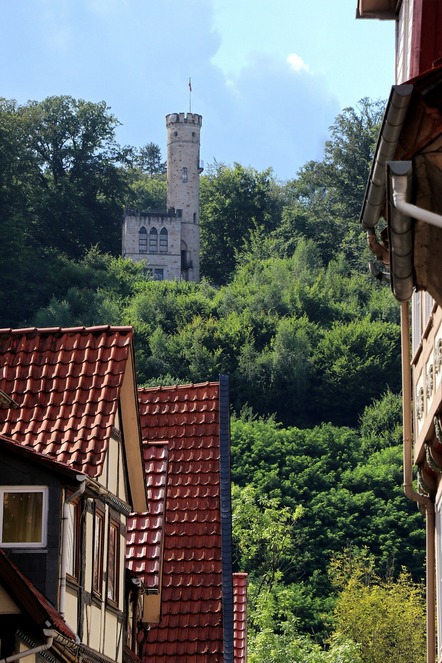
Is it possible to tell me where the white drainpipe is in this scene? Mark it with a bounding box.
[59,475,87,618]
[391,169,442,229]
[0,630,54,663]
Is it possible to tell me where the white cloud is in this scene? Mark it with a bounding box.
[287,53,310,73]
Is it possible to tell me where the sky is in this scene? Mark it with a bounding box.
[0,0,396,181]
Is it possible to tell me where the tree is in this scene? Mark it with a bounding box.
[274,99,385,269]
[18,95,130,257]
[199,162,282,284]
[135,142,166,176]
[330,550,426,663]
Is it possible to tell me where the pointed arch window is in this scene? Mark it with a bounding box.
[159,227,168,254]
[149,227,158,253]
[139,226,147,253]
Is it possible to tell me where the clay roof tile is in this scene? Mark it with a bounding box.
[0,326,133,477]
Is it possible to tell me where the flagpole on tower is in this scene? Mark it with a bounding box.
[189,77,192,113]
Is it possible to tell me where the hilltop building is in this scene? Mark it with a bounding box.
[122,113,203,282]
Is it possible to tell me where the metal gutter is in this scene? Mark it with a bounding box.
[386,161,414,301]
[360,84,413,230]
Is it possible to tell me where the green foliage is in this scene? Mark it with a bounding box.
[134,142,166,176]
[330,550,426,663]
[274,98,385,268]
[200,162,282,284]
[230,411,425,633]
[232,485,302,588]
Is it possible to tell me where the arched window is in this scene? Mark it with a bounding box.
[139,226,147,253]
[149,227,158,253]
[159,227,168,254]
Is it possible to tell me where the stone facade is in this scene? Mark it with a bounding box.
[122,112,202,282]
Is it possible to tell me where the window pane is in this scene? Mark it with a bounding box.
[2,492,43,543]
[93,512,104,594]
[149,227,158,253]
[107,522,119,602]
[66,501,79,578]
[139,227,147,253]
[159,228,168,254]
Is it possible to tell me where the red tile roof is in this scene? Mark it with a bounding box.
[0,326,134,477]
[137,383,224,662]
[0,548,76,640]
[233,574,247,663]
[127,441,169,592]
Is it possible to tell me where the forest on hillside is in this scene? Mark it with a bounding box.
[0,95,427,662]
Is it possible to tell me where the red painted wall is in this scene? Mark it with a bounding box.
[410,0,442,77]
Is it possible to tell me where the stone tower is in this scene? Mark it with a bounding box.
[122,112,203,282]
[166,112,203,282]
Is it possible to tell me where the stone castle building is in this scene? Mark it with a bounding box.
[122,112,203,282]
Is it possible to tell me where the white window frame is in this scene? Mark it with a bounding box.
[0,486,48,548]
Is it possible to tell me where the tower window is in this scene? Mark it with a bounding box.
[182,167,188,183]
[139,226,147,253]
[159,227,168,254]
[149,227,158,253]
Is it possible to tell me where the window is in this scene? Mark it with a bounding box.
[182,167,188,183]
[92,508,104,596]
[149,227,158,253]
[0,487,48,547]
[153,269,164,281]
[65,499,80,580]
[139,226,147,253]
[159,227,168,254]
[107,520,120,604]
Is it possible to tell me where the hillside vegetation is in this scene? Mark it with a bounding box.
[0,95,426,662]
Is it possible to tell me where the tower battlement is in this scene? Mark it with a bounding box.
[166,112,202,128]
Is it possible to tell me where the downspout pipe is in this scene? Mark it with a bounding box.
[59,475,87,618]
[0,629,54,663]
[390,163,442,229]
[400,301,435,663]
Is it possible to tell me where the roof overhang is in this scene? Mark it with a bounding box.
[360,64,442,304]
[356,0,399,19]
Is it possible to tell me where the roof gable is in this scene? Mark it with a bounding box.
[137,382,225,661]
[0,327,145,501]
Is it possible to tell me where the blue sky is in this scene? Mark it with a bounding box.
[0,0,395,180]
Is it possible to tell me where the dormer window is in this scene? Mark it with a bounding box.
[0,486,48,547]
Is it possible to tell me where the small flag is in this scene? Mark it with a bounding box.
[189,78,192,92]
